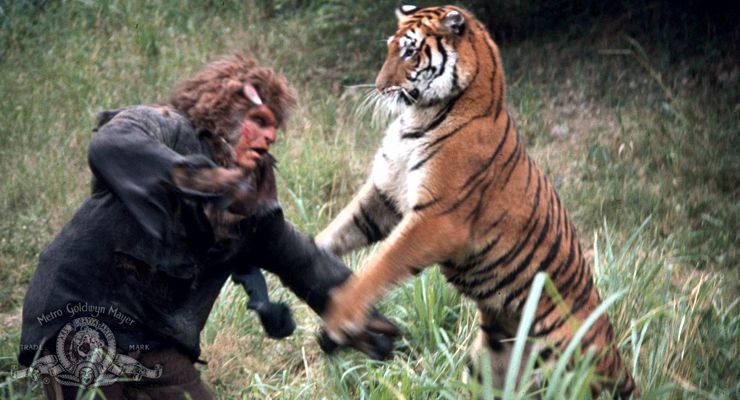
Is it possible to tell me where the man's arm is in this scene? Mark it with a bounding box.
[87,106,234,241]
[239,206,399,359]
[242,206,350,315]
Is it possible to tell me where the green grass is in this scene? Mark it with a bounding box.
[1,1,737,399]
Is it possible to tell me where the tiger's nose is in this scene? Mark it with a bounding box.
[375,77,389,93]
[376,61,403,93]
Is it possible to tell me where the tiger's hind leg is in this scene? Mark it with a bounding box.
[464,313,546,398]
[464,326,508,390]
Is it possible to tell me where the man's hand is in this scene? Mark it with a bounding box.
[171,164,244,195]
[318,308,400,360]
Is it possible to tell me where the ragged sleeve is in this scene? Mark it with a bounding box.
[238,206,352,315]
[87,105,215,241]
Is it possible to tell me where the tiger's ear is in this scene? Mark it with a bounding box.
[442,10,465,35]
[396,5,418,20]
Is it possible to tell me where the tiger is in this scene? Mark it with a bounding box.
[316,4,636,398]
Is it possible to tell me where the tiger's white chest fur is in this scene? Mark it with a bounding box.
[370,110,436,215]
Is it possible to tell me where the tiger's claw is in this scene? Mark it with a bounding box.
[319,308,400,360]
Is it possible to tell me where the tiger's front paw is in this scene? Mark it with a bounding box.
[319,279,401,360]
[323,279,370,344]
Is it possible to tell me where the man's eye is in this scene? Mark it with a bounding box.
[252,117,266,127]
[401,48,416,59]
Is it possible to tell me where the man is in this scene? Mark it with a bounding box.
[18,55,398,399]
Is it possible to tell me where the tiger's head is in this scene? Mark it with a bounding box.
[376,5,478,108]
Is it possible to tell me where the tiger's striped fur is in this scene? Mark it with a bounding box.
[317,5,636,397]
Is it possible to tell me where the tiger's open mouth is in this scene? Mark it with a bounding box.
[382,86,419,105]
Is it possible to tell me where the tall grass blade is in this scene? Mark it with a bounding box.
[504,272,547,399]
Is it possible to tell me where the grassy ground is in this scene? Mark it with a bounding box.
[0,1,737,399]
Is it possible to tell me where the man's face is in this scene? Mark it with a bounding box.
[235,105,278,170]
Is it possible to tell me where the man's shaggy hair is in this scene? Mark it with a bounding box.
[169,55,297,166]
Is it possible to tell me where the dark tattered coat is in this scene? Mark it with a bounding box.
[19,106,349,366]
